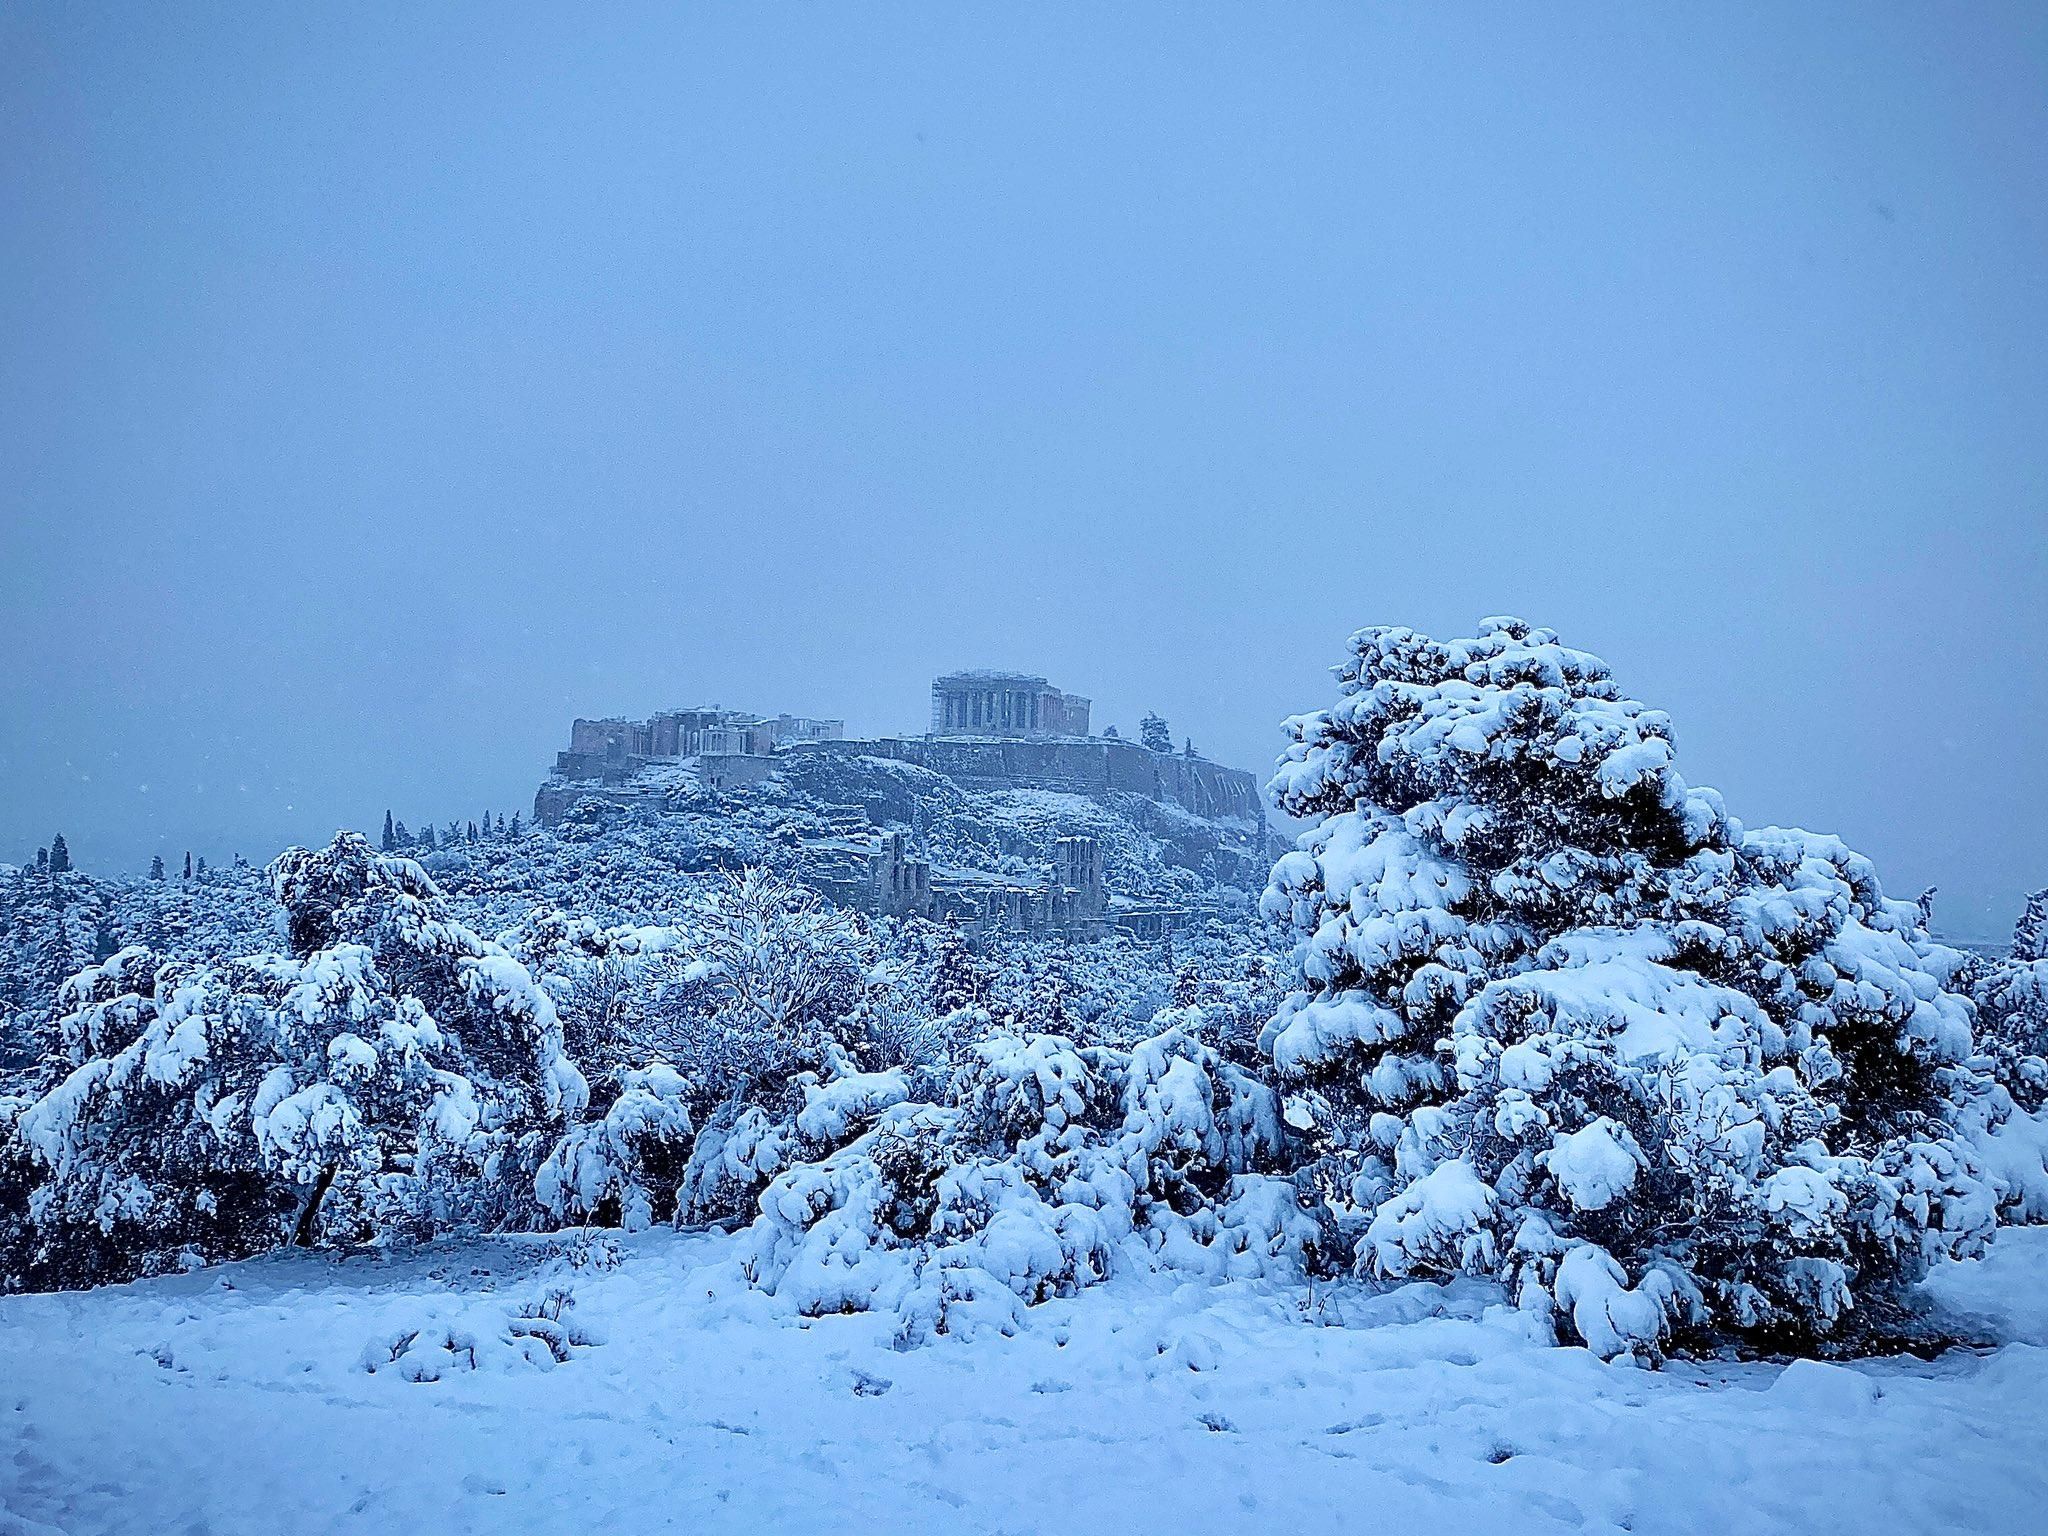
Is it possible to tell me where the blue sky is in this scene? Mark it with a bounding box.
[1,3,2042,936]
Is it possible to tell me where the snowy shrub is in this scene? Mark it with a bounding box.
[361,1287,597,1380]
[502,908,682,1068]
[596,868,876,1115]
[1261,617,2035,1358]
[675,1102,797,1226]
[539,1228,625,1272]
[730,1014,1312,1334]
[535,1064,696,1230]
[953,1028,1124,1164]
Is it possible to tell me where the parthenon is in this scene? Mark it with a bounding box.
[929,671,1090,738]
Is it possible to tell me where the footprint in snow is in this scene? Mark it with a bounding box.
[1324,1413,1385,1434]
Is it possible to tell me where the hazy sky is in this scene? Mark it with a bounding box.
[2,3,2043,937]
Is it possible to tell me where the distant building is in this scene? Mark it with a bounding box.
[556,706,842,781]
[929,671,1090,738]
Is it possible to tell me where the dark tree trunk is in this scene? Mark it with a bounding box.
[293,1163,338,1247]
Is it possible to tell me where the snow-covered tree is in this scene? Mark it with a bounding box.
[1140,713,1173,754]
[1261,617,2018,1358]
[627,867,874,1113]
[0,834,592,1289]
[3,939,454,1287]
[928,921,984,1015]
[536,1063,695,1230]
[148,856,165,882]
[268,833,587,1232]
[2015,887,2048,964]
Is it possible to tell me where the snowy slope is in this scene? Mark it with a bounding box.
[4,1229,2047,1536]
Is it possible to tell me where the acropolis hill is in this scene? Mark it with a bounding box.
[532,671,1271,936]
[536,671,1263,824]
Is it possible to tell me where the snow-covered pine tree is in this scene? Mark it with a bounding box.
[267,833,587,1223]
[148,855,165,882]
[48,837,69,875]
[381,810,396,853]
[0,830,594,1287]
[929,920,984,1015]
[5,936,455,1288]
[2016,887,2048,964]
[1140,713,1172,754]
[1968,888,2048,1131]
[1262,616,2014,1358]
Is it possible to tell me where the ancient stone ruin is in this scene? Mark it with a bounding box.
[929,671,1090,737]
[533,672,1267,937]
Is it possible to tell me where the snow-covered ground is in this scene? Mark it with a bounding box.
[6,1230,2047,1536]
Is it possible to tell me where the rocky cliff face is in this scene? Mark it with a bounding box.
[529,732,1280,918]
[786,736,1264,823]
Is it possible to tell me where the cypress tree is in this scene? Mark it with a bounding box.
[2015,887,2048,963]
